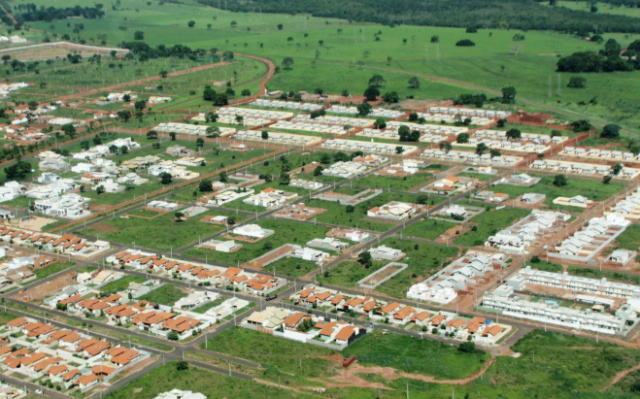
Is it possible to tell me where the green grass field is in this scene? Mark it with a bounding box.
[78,209,245,251]
[202,327,337,378]
[184,217,329,266]
[616,224,640,251]
[454,207,531,247]
[20,0,640,136]
[139,284,188,306]
[34,262,76,279]
[99,275,146,294]
[491,174,626,206]
[400,218,457,240]
[343,332,489,380]
[102,361,314,399]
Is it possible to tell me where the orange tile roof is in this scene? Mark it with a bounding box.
[447,318,465,329]
[77,374,99,386]
[431,314,446,326]
[7,317,28,328]
[335,325,357,341]
[92,365,115,375]
[380,302,400,314]
[393,306,415,320]
[62,369,81,382]
[283,313,308,328]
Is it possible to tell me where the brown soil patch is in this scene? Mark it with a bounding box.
[18,273,75,301]
[319,357,496,389]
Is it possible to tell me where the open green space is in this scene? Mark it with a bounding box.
[343,331,489,380]
[184,218,329,266]
[99,275,146,294]
[374,238,459,298]
[454,207,531,247]
[616,224,640,251]
[139,284,188,307]
[102,361,313,399]
[262,257,320,278]
[351,173,433,192]
[77,209,243,252]
[34,262,76,280]
[401,218,457,240]
[492,174,626,206]
[202,327,337,378]
[306,191,439,232]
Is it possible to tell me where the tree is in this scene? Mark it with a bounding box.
[313,165,324,176]
[357,102,373,116]
[374,118,386,129]
[456,133,470,143]
[368,74,385,87]
[603,175,612,184]
[196,137,204,148]
[506,128,522,140]
[174,211,184,222]
[475,143,488,155]
[61,123,76,138]
[601,124,620,139]
[358,251,373,268]
[363,86,380,102]
[203,85,216,101]
[134,100,146,112]
[382,91,400,103]
[206,126,220,138]
[570,119,592,132]
[458,341,476,353]
[160,172,172,185]
[490,149,501,157]
[169,132,177,141]
[395,146,404,154]
[501,86,517,104]
[96,185,105,195]
[456,39,475,47]
[430,35,439,43]
[346,205,355,213]
[282,56,294,70]
[408,76,420,89]
[222,51,234,61]
[188,20,195,28]
[134,30,144,40]
[439,141,452,153]
[117,110,131,122]
[167,331,179,341]
[280,172,290,185]
[199,180,212,192]
[4,161,32,180]
[146,130,158,139]
[261,130,269,140]
[277,23,283,30]
[553,174,568,187]
[567,76,586,88]
[160,70,168,78]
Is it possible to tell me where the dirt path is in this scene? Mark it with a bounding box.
[320,357,496,389]
[601,362,640,391]
[53,61,229,102]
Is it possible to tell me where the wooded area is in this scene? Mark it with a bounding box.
[198,0,640,33]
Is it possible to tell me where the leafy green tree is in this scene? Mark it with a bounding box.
[363,86,380,101]
[553,174,568,187]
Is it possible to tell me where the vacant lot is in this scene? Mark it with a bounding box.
[454,207,530,247]
[401,218,457,240]
[343,332,489,380]
[139,284,188,307]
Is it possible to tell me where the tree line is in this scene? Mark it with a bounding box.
[557,38,640,72]
[15,3,105,22]
[197,0,640,33]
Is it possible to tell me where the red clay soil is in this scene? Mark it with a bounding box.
[322,357,497,388]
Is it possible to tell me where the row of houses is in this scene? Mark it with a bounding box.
[244,307,366,350]
[420,149,521,167]
[530,159,640,179]
[294,114,374,128]
[408,251,509,304]
[107,250,285,295]
[563,146,640,162]
[1,317,148,393]
[327,105,404,119]
[552,214,630,262]
[235,130,320,146]
[271,120,349,135]
[291,286,509,344]
[251,98,324,112]
[481,284,639,336]
[486,210,569,254]
[0,228,110,258]
[322,139,418,156]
